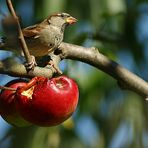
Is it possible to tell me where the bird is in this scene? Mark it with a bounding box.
[0,13,77,69]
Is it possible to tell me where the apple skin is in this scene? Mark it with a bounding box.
[0,79,31,127]
[16,76,79,127]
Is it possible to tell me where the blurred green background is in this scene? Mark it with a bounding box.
[0,0,148,148]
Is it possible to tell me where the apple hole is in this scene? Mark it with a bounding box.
[21,86,35,99]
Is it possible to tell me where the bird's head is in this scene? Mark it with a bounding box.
[47,13,77,28]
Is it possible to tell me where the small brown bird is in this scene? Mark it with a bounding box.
[0,12,77,57]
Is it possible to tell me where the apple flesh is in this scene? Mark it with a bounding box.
[0,79,31,127]
[16,76,79,127]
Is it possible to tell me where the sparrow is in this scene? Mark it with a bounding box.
[0,13,77,69]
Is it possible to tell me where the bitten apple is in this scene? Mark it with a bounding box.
[16,76,79,127]
[0,79,31,127]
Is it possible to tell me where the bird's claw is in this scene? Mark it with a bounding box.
[46,60,62,75]
[24,55,37,70]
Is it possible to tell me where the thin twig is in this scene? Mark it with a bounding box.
[6,0,32,64]
[0,85,16,91]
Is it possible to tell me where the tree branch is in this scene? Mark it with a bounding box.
[0,42,147,98]
[0,58,54,78]
[59,42,148,98]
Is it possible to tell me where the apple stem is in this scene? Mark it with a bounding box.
[0,86,17,91]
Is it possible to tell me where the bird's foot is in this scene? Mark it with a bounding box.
[46,60,62,75]
[24,55,37,70]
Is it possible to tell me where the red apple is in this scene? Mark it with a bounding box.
[0,79,31,127]
[16,76,79,127]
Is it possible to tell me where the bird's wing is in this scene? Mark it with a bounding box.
[22,24,40,38]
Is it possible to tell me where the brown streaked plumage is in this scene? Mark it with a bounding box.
[1,13,77,57]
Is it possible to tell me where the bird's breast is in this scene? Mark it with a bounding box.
[25,37,51,57]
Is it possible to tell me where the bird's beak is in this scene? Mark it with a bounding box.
[66,16,77,25]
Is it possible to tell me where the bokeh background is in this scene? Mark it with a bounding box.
[0,0,148,148]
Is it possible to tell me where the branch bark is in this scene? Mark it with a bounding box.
[59,43,148,98]
[0,42,148,98]
[0,58,54,78]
